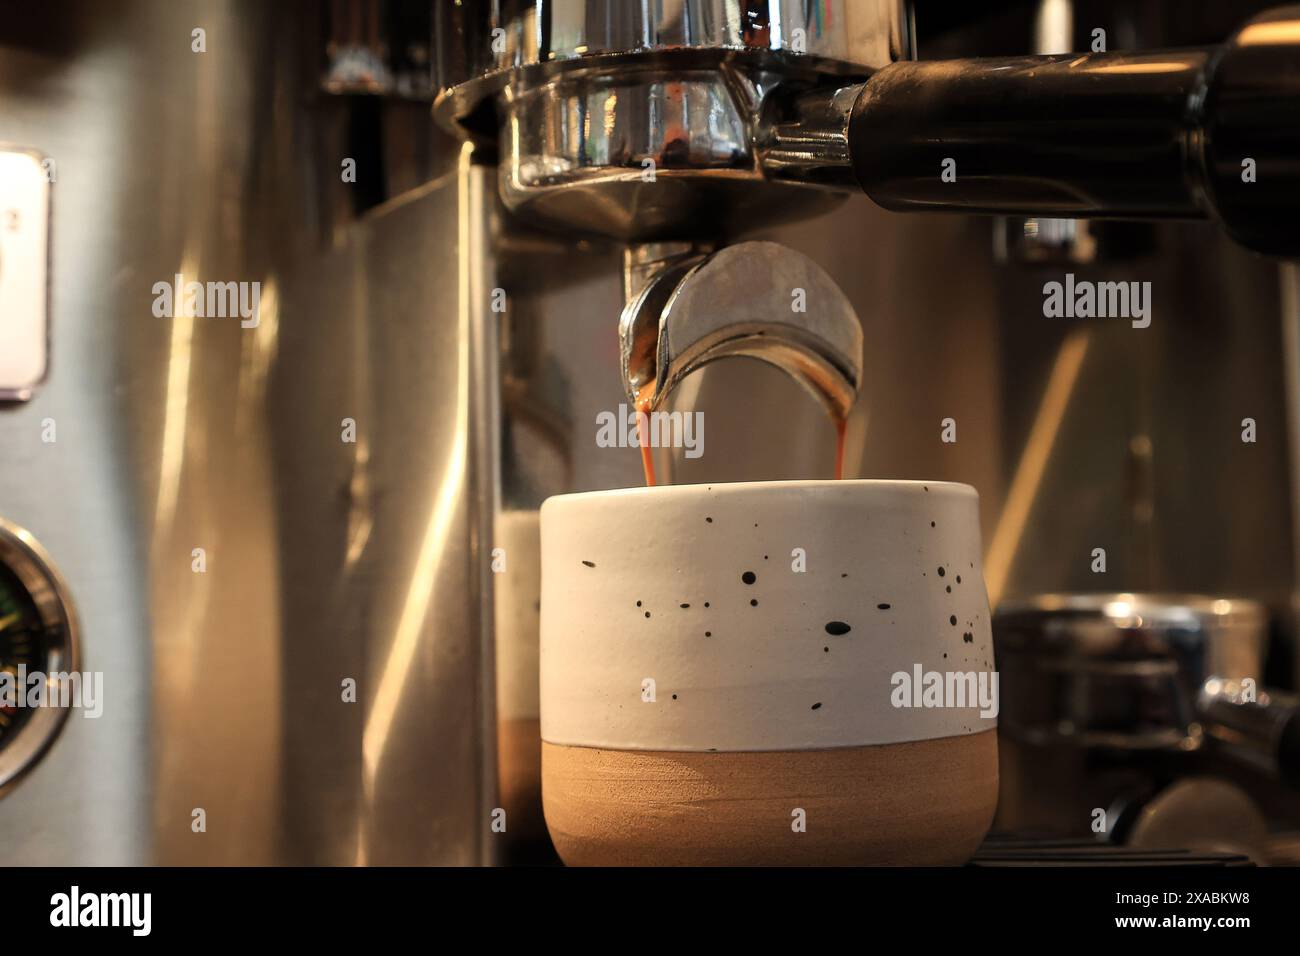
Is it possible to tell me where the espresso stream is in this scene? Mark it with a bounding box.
[634,383,659,487]
[634,383,847,486]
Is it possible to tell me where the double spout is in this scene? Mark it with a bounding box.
[618,241,863,420]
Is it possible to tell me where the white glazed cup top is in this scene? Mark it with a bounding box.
[539,480,997,753]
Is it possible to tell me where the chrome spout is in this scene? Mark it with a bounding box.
[619,241,863,419]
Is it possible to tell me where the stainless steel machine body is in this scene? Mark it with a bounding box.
[0,0,495,865]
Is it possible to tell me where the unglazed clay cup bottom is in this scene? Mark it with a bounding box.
[539,480,999,866]
[543,733,997,866]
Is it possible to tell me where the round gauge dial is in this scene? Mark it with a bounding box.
[0,519,78,795]
[0,560,49,745]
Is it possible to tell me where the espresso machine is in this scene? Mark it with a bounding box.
[2,0,1299,866]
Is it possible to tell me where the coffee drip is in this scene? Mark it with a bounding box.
[634,382,658,487]
[634,381,848,487]
[834,417,847,481]
[619,242,863,487]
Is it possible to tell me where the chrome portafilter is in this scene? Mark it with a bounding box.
[438,4,1300,256]
[618,240,863,419]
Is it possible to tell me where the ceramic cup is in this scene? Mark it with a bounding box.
[539,479,999,866]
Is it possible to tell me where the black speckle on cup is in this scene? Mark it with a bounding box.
[825,621,852,636]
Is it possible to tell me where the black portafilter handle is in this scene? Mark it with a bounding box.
[848,6,1300,256]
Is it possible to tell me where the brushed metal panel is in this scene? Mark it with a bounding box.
[270,165,498,865]
[0,0,493,865]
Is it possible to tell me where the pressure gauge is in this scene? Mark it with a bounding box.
[0,519,78,795]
